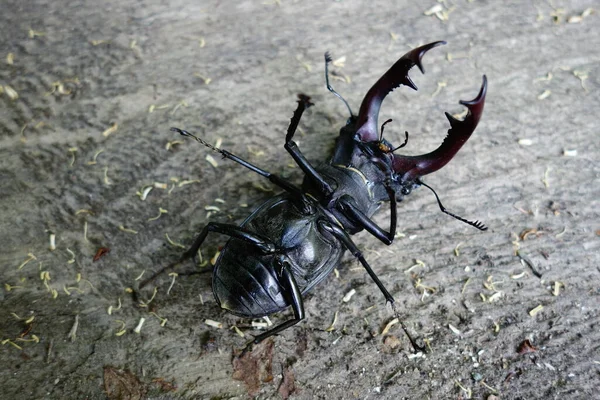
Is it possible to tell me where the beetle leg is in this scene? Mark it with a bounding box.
[172,127,314,215]
[336,194,397,245]
[336,181,397,245]
[318,219,394,304]
[249,260,305,346]
[182,222,277,259]
[284,95,335,196]
[139,223,277,290]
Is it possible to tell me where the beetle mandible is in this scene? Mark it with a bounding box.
[147,41,487,348]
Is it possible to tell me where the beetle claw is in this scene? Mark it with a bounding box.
[403,40,447,74]
[355,41,446,142]
[458,74,487,129]
[392,75,487,180]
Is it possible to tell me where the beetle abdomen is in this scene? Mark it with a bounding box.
[212,247,288,317]
[211,195,343,318]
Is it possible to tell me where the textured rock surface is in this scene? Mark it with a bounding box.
[1,1,598,398]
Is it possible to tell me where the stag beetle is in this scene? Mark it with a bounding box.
[147,41,487,348]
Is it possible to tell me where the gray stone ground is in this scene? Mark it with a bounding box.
[1,1,599,399]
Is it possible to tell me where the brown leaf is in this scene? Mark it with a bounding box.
[232,339,274,396]
[504,368,523,383]
[278,366,297,399]
[103,367,146,400]
[94,247,110,261]
[517,339,537,355]
[382,335,402,354]
[520,228,541,240]
[151,377,177,392]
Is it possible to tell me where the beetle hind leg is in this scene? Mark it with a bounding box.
[139,222,277,290]
[246,260,305,348]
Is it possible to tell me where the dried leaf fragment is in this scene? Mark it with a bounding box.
[332,55,346,68]
[537,90,551,100]
[147,207,168,221]
[49,232,56,251]
[193,73,212,85]
[342,288,356,302]
[517,339,537,354]
[205,319,223,329]
[567,8,595,23]
[118,225,138,234]
[552,281,564,296]
[510,271,527,280]
[206,154,218,168]
[4,85,18,100]
[68,314,79,342]
[93,247,110,262]
[518,138,533,146]
[28,29,46,38]
[133,317,145,334]
[488,292,503,302]
[210,249,221,265]
[278,366,297,400]
[232,339,274,396]
[448,324,461,335]
[325,311,338,332]
[529,304,544,317]
[103,367,146,400]
[102,122,118,137]
[424,4,443,15]
[136,185,153,201]
[381,318,399,336]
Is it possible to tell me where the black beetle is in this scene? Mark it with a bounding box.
[147,41,487,348]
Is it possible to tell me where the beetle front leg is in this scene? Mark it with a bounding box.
[284,94,334,196]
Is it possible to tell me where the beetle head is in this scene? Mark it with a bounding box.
[354,41,487,185]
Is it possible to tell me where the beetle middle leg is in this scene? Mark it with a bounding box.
[318,219,394,304]
[172,127,314,215]
[182,222,277,259]
[318,219,428,353]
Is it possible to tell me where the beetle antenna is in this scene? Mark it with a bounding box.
[325,52,354,118]
[171,127,225,155]
[379,119,409,153]
[379,118,393,142]
[417,179,488,231]
[391,131,409,152]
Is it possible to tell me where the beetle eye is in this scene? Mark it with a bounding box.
[378,142,391,153]
[401,186,411,195]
